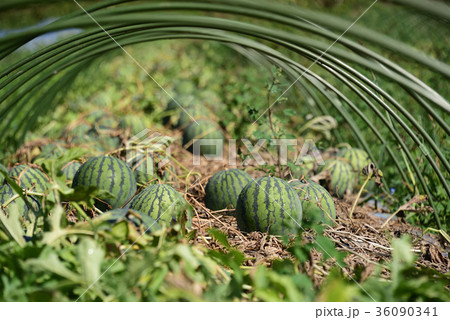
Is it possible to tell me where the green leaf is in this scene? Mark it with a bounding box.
[77,237,105,285]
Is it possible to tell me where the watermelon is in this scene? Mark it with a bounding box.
[182,120,224,155]
[317,159,355,198]
[119,114,147,135]
[289,179,336,225]
[235,177,303,235]
[204,169,252,211]
[8,165,49,193]
[337,148,370,173]
[130,184,191,227]
[86,110,119,130]
[174,80,197,95]
[289,155,316,179]
[61,160,82,181]
[0,184,39,217]
[69,123,93,145]
[72,156,136,211]
[163,95,209,128]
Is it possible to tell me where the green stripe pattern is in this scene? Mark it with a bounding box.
[119,114,147,135]
[130,184,191,227]
[9,165,48,193]
[337,148,371,172]
[289,179,336,225]
[182,120,224,155]
[204,169,252,211]
[0,184,39,216]
[72,156,136,211]
[290,155,316,179]
[236,177,303,235]
[61,160,82,181]
[317,159,355,198]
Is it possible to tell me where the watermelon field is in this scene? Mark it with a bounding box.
[0,0,449,304]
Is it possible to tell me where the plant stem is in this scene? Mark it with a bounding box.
[349,173,372,219]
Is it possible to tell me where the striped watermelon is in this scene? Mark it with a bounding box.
[204,169,252,211]
[163,96,209,128]
[289,155,315,179]
[317,159,355,198]
[235,177,303,235]
[0,184,40,217]
[61,160,82,181]
[72,156,136,211]
[182,120,224,155]
[337,148,370,172]
[119,114,147,135]
[289,179,336,225]
[337,147,375,191]
[174,80,197,95]
[130,184,191,228]
[86,110,119,130]
[8,165,49,193]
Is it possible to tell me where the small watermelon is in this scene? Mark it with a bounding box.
[130,184,191,227]
[337,148,370,172]
[163,95,208,128]
[204,169,252,211]
[69,123,93,145]
[182,120,224,155]
[72,156,136,211]
[0,184,40,217]
[174,80,197,95]
[317,159,355,198]
[119,114,147,135]
[235,177,303,235]
[86,110,119,130]
[337,147,375,191]
[61,160,82,181]
[8,165,49,193]
[289,155,316,179]
[289,179,336,225]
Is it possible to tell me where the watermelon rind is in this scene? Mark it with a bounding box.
[289,178,336,225]
[8,165,49,193]
[72,156,137,211]
[317,159,355,198]
[235,177,303,235]
[0,184,40,218]
[204,169,252,211]
[337,148,371,172]
[61,160,82,181]
[130,184,192,228]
